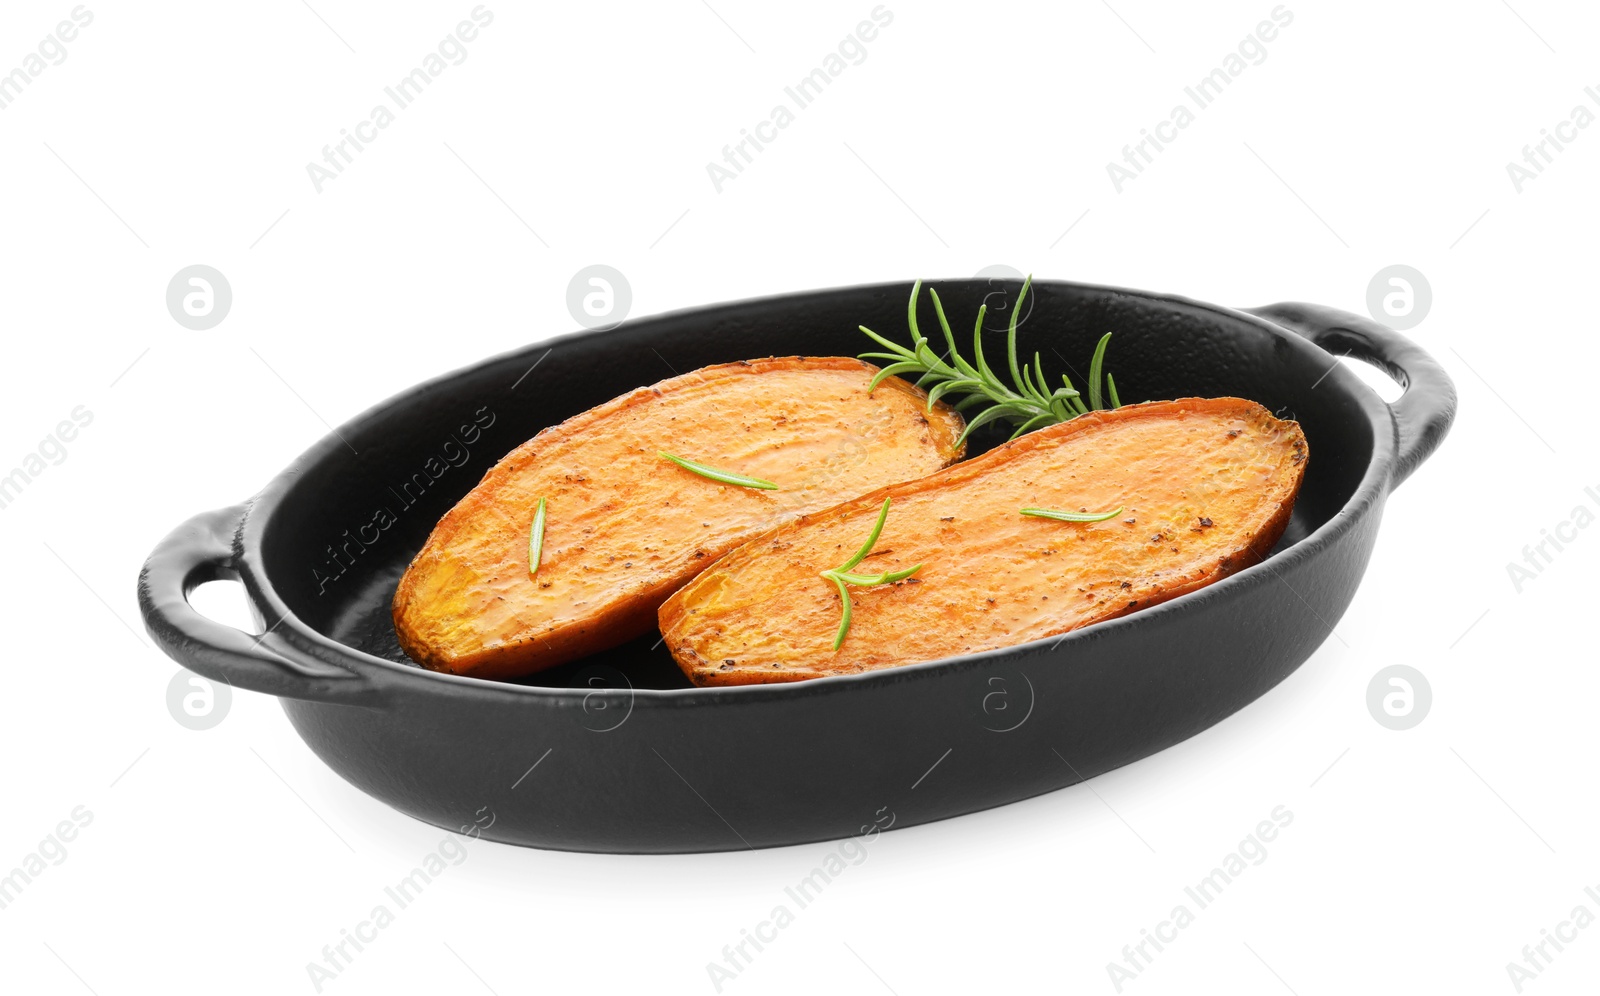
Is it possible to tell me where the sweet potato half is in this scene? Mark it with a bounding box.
[659,397,1307,685]
[392,357,965,680]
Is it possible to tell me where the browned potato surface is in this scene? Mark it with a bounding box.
[660,397,1307,685]
[393,357,965,679]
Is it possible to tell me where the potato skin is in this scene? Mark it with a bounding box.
[659,398,1308,686]
[392,357,965,680]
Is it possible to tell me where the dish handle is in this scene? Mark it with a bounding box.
[138,505,383,705]
[1245,302,1457,490]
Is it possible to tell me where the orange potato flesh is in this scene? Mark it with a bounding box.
[392,357,965,680]
[659,398,1307,685]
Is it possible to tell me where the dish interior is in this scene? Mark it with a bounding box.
[258,281,1375,690]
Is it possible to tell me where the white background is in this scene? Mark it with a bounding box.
[2,0,1597,993]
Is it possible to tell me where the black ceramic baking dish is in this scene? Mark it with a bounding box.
[139,279,1454,853]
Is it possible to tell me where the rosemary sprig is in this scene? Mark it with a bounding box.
[820,497,921,650]
[659,451,779,490]
[1020,505,1124,523]
[858,276,1121,445]
[527,496,547,578]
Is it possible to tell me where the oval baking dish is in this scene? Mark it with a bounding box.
[139,279,1455,853]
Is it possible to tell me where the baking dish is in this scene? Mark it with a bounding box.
[139,279,1454,853]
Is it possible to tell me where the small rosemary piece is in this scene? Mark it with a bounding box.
[659,451,779,490]
[527,496,548,578]
[858,276,1121,445]
[820,497,921,650]
[1020,505,1124,523]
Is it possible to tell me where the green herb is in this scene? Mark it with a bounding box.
[1020,505,1124,523]
[820,497,921,651]
[659,451,779,490]
[858,276,1121,445]
[527,496,548,578]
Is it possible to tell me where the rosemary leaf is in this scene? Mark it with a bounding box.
[906,278,924,344]
[1087,331,1113,411]
[868,361,926,393]
[1009,412,1058,441]
[858,324,910,356]
[1061,373,1089,416]
[927,378,983,411]
[821,498,921,650]
[527,496,548,578]
[1005,277,1031,400]
[834,565,922,586]
[659,452,779,490]
[826,573,853,651]
[857,277,1124,443]
[928,289,979,380]
[956,404,1023,446]
[1020,505,1125,523]
[836,497,893,572]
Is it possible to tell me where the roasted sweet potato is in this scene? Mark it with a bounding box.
[392,357,965,679]
[659,398,1307,685]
